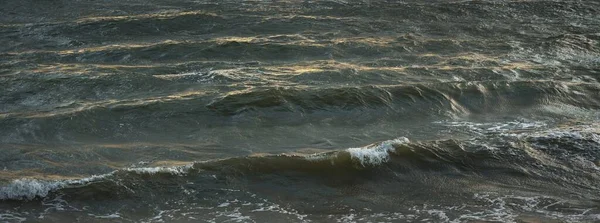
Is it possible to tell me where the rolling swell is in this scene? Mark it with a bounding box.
[2,126,599,202]
[4,80,598,121]
[2,0,600,222]
[207,81,600,116]
[2,80,599,144]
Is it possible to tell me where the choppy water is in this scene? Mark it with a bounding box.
[1,0,600,222]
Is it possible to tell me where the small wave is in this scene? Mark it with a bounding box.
[0,173,112,201]
[0,165,193,200]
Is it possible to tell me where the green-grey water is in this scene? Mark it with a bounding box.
[1,0,600,222]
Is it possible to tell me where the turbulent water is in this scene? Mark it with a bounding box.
[1,0,600,222]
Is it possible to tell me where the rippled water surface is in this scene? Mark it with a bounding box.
[1,0,600,222]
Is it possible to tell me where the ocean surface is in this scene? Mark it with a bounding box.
[1,0,600,222]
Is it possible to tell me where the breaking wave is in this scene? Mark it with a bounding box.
[2,126,599,202]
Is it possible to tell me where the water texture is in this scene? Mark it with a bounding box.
[1,0,600,222]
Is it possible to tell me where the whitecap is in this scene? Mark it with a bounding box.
[0,172,113,201]
[346,137,410,166]
[125,165,192,175]
[0,164,193,201]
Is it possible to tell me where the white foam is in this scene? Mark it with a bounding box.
[90,213,121,219]
[125,165,192,175]
[436,120,547,135]
[337,213,356,222]
[529,128,600,142]
[466,193,600,223]
[0,213,26,223]
[0,164,193,201]
[346,137,410,166]
[0,171,116,200]
[303,152,333,162]
[0,179,64,200]
[425,209,450,222]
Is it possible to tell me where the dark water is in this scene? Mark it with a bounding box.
[1,0,600,222]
